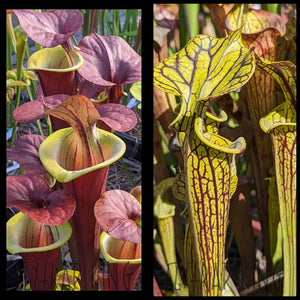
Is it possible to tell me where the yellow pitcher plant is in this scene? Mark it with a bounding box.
[257,56,296,296]
[154,29,255,295]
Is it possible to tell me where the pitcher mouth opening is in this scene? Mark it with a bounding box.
[99,231,141,265]
[27,45,84,73]
[39,128,126,183]
[7,212,72,254]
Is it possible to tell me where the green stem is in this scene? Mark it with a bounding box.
[120,157,135,187]
[6,13,16,130]
[113,10,120,36]
[6,14,16,54]
[9,87,20,148]
[261,3,280,15]
[46,114,53,136]
[6,30,12,71]
[184,4,199,38]
[178,4,188,48]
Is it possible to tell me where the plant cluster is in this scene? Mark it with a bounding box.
[6,9,141,291]
[153,4,296,296]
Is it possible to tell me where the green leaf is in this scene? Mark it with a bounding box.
[154,28,255,101]
[153,178,187,294]
[56,270,81,291]
[154,28,255,134]
[153,178,175,219]
[6,79,27,89]
[130,81,141,101]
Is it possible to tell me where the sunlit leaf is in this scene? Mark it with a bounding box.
[99,231,141,290]
[225,11,287,277]
[154,28,255,101]
[255,56,296,115]
[56,270,81,291]
[38,95,126,289]
[184,119,240,295]
[7,69,18,80]
[225,5,285,35]
[99,231,141,264]
[266,124,296,296]
[27,45,83,72]
[43,95,104,172]
[6,79,27,88]
[185,223,202,296]
[24,70,38,81]
[130,81,141,101]
[130,185,141,205]
[36,95,126,290]
[154,28,255,133]
[39,95,126,183]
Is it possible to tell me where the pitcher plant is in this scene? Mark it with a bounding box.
[153,3,296,296]
[7,9,141,291]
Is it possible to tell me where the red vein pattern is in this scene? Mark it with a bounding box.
[256,56,296,296]
[153,29,255,134]
[271,125,296,295]
[154,29,255,296]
